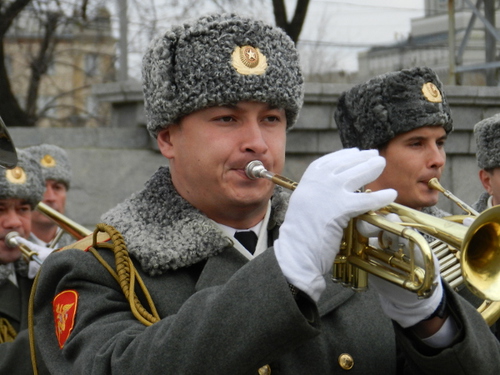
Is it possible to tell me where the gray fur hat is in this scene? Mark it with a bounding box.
[24,144,72,189]
[335,66,453,150]
[474,113,500,169]
[142,13,304,138]
[0,149,44,208]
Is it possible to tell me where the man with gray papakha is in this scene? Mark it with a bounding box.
[30,13,500,374]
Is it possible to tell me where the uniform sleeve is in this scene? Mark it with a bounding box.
[395,282,500,374]
[32,247,320,375]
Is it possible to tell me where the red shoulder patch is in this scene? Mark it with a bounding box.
[53,290,78,349]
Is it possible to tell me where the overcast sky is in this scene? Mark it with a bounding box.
[112,0,426,79]
[297,0,425,72]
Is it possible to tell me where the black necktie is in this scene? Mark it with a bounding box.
[234,231,258,254]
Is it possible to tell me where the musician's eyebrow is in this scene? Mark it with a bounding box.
[403,133,447,143]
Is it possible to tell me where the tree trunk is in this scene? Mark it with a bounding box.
[272,0,310,44]
[0,0,33,126]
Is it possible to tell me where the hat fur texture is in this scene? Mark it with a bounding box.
[335,66,453,150]
[0,149,44,208]
[24,144,72,189]
[142,13,304,138]
[474,113,500,169]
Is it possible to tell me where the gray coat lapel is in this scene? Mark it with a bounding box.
[0,275,32,331]
[0,280,21,324]
[317,278,355,316]
[196,247,249,291]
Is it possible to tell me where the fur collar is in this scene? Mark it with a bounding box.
[101,166,289,276]
[0,259,28,286]
[421,205,450,218]
[472,192,490,213]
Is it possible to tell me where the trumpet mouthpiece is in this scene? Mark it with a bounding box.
[428,178,445,193]
[5,232,21,248]
[245,160,266,180]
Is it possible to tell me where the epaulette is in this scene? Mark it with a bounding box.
[57,232,111,252]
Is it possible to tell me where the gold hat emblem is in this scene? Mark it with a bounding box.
[422,82,442,103]
[231,45,267,75]
[6,166,27,184]
[41,154,56,168]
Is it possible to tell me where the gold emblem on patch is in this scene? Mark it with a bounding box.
[41,154,56,168]
[232,45,267,75]
[422,82,442,103]
[6,166,27,184]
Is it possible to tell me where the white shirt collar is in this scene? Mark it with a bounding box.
[7,262,17,287]
[487,195,494,209]
[215,201,271,260]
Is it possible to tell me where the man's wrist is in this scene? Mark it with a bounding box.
[423,291,447,321]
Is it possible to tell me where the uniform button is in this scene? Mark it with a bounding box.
[258,364,271,374]
[338,353,354,370]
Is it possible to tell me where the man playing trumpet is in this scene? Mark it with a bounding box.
[31,14,500,374]
[472,113,500,213]
[335,66,497,337]
[0,148,50,374]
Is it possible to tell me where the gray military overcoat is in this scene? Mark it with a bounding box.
[0,270,36,374]
[31,167,500,374]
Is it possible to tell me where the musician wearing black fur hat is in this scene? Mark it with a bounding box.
[335,67,500,339]
[472,113,500,213]
[0,149,50,374]
[335,67,453,216]
[31,15,500,375]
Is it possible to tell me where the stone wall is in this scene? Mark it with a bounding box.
[8,82,500,231]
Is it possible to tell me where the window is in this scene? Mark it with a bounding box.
[84,53,99,77]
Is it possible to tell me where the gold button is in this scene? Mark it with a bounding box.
[258,364,271,375]
[338,353,354,370]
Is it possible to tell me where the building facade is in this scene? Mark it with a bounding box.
[358,0,499,85]
[4,6,116,127]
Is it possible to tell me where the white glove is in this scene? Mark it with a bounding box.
[274,148,397,302]
[15,237,54,278]
[357,213,409,252]
[462,216,475,227]
[361,214,444,328]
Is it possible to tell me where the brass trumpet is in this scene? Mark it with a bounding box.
[4,203,92,266]
[246,160,437,298]
[427,178,500,325]
[36,202,91,240]
[245,160,500,323]
[5,232,43,265]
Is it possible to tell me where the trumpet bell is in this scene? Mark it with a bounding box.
[462,205,500,301]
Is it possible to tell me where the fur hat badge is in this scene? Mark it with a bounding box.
[0,149,44,208]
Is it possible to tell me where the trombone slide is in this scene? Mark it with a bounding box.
[36,202,91,239]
